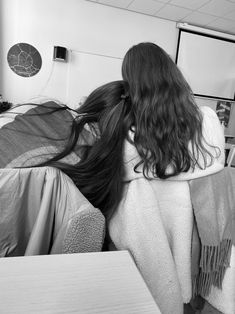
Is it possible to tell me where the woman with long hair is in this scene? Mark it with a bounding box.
[37,80,131,219]
[121,42,223,178]
[107,43,225,314]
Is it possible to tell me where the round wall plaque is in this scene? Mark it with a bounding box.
[7,43,42,77]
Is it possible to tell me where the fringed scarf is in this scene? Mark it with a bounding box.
[189,167,235,297]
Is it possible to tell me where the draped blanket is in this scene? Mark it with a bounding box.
[0,167,105,256]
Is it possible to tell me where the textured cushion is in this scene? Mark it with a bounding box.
[62,205,105,254]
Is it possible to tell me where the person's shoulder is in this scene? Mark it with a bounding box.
[8,101,63,114]
[199,105,221,130]
[34,101,64,110]
[40,100,61,106]
[199,105,217,118]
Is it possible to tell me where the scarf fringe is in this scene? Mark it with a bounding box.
[192,239,232,297]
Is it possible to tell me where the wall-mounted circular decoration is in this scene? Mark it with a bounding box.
[7,43,42,77]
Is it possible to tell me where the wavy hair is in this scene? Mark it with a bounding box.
[122,42,218,178]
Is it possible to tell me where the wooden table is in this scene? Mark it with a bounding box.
[0,250,161,313]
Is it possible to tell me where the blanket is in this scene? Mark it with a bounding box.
[0,167,105,256]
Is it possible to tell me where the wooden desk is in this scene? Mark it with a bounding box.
[0,251,161,314]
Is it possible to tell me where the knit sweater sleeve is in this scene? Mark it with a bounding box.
[169,106,225,181]
[199,105,225,165]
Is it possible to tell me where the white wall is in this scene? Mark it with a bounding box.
[1,0,234,135]
[0,0,178,108]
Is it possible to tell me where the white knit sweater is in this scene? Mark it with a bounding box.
[108,106,225,314]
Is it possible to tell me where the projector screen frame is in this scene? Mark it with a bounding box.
[175,28,235,102]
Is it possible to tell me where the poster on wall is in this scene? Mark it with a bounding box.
[7,43,42,77]
[216,101,231,127]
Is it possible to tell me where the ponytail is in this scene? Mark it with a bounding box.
[75,97,130,219]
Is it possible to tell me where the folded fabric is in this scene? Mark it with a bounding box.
[189,167,235,297]
[0,167,105,256]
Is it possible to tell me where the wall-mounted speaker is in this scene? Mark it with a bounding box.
[53,46,67,62]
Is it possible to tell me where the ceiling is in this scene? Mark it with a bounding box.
[86,0,235,35]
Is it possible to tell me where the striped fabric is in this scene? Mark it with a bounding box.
[0,101,93,168]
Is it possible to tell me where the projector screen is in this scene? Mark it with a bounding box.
[175,30,235,101]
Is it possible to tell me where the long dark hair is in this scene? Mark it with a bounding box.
[122,42,218,178]
[40,80,131,219]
